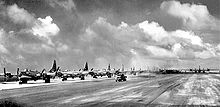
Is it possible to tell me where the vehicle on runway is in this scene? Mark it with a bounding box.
[18,60,60,84]
[0,68,19,82]
[115,74,127,82]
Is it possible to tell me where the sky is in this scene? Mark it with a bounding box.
[0,0,219,73]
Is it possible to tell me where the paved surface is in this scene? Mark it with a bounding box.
[1,74,220,107]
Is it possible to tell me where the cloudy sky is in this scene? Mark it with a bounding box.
[0,0,220,73]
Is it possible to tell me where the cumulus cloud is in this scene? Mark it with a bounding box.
[7,4,35,26]
[160,0,220,30]
[0,29,8,53]
[0,1,219,71]
[32,16,60,38]
[3,3,61,55]
[82,16,220,69]
[56,42,69,52]
[146,45,176,58]
[0,44,8,53]
[49,0,76,11]
[139,20,168,42]
[6,4,60,40]
[170,30,203,46]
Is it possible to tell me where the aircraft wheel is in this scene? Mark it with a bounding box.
[45,75,50,83]
[62,78,67,81]
[81,76,85,80]
[19,79,27,84]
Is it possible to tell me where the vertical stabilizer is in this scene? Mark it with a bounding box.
[52,60,56,70]
[122,64,124,72]
[108,64,111,71]
[50,60,57,72]
[83,62,89,71]
[17,67,19,76]
[3,67,6,77]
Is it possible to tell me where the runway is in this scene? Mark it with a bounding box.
[1,74,220,107]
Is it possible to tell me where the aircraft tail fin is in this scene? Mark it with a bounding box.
[3,67,6,77]
[83,62,88,71]
[51,60,57,71]
[49,60,58,72]
[16,67,19,76]
[107,64,111,71]
[121,64,124,72]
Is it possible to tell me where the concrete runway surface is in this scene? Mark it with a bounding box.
[1,74,220,107]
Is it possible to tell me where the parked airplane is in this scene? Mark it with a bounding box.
[18,60,59,84]
[105,64,119,78]
[60,63,118,81]
[60,62,92,81]
[0,68,19,82]
[18,69,43,84]
[42,60,60,81]
[58,69,81,81]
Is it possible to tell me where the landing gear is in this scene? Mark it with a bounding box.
[44,75,50,83]
[62,77,67,81]
[107,75,111,78]
[19,79,27,84]
[106,72,112,78]
[93,75,97,78]
[80,75,85,80]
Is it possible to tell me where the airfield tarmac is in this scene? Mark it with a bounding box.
[1,74,220,107]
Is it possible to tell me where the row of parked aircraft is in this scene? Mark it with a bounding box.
[159,66,220,74]
[0,60,145,84]
[1,60,219,84]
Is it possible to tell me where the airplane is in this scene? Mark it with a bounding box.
[60,62,117,81]
[59,62,92,81]
[104,64,122,78]
[18,60,60,84]
[89,64,119,78]
[18,68,43,84]
[0,68,19,82]
[57,69,81,81]
[42,60,60,81]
